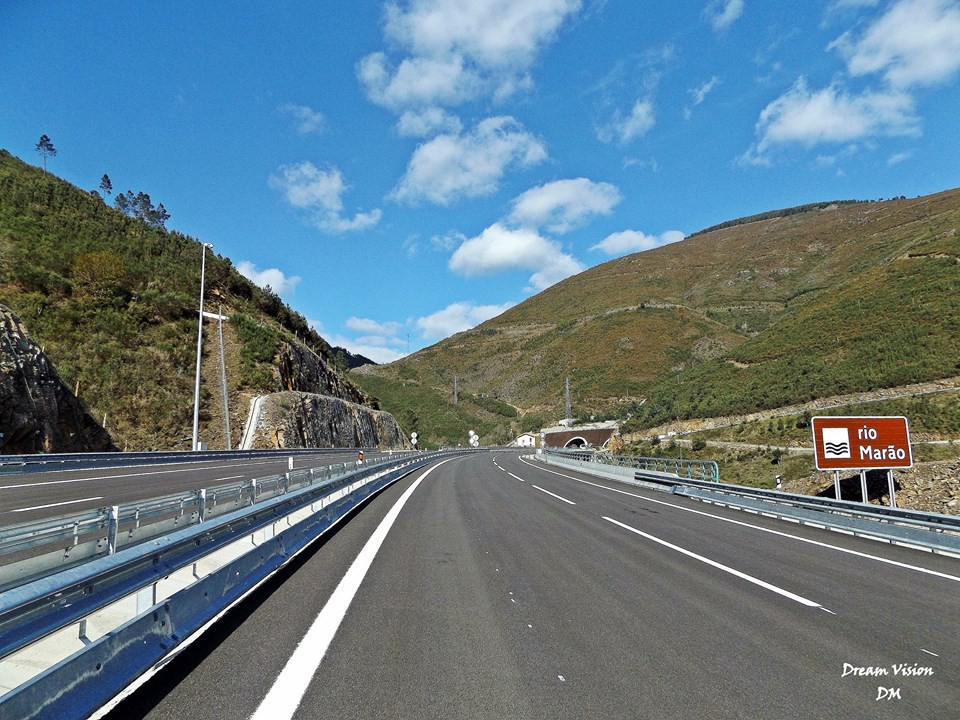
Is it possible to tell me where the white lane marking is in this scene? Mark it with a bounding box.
[921,649,939,657]
[249,460,448,720]
[531,485,576,505]
[508,472,525,482]
[521,457,960,584]
[603,516,824,609]
[10,496,104,512]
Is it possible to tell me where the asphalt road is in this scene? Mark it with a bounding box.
[0,450,392,525]
[102,450,959,720]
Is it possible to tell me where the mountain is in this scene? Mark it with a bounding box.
[353,190,960,445]
[0,149,404,452]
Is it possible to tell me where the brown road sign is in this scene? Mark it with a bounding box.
[811,416,913,471]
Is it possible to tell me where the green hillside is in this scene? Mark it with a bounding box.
[0,150,371,450]
[354,190,960,444]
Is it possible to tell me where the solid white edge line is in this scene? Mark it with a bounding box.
[531,485,576,505]
[249,459,450,720]
[603,516,823,608]
[520,457,960,584]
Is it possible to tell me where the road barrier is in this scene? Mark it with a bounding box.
[535,449,960,556]
[0,449,465,720]
[0,447,392,474]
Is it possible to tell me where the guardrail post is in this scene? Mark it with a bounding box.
[284,472,290,494]
[107,505,119,555]
[250,479,258,505]
[198,488,207,523]
[288,456,294,471]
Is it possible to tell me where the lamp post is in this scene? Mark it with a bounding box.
[191,242,213,451]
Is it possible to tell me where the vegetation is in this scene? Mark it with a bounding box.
[0,149,366,450]
[355,188,960,443]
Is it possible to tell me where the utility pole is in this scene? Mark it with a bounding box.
[565,377,572,422]
[454,376,459,405]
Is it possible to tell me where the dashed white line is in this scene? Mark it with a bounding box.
[603,516,825,609]
[532,485,576,505]
[10,496,104,512]
[521,457,960,584]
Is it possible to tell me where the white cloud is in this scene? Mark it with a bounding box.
[590,229,685,256]
[415,300,515,341]
[690,76,721,106]
[740,77,919,165]
[279,103,325,134]
[598,99,656,145]
[508,178,621,234]
[391,116,547,205]
[704,0,745,32]
[328,334,407,364]
[345,317,403,336]
[360,0,582,111]
[448,223,585,290]
[269,161,382,232]
[396,107,463,137]
[887,150,913,165]
[237,261,302,296]
[828,0,960,89]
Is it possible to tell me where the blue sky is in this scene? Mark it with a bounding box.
[2,1,959,362]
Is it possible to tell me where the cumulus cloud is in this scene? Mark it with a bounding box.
[597,99,656,145]
[740,77,919,165]
[237,261,301,296]
[448,223,584,291]
[703,0,745,32]
[269,161,382,232]
[359,0,582,111]
[508,178,621,234]
[396,107,463,137]
[828,0,960,89]
[279,103,325,134]
[391,116,547,205]
[590,229,685,256]
[415,300,515,341]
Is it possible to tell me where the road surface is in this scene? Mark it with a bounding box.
[100,450,959,720]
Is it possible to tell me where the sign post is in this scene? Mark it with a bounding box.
[811,416,912,506]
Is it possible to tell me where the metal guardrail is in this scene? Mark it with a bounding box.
[536,449,960,556]
[0,449,467,719]
[0,447,388,474]
[0,454,412,591]
[549,448,720,482]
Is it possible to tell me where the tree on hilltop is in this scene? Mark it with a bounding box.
[99,174,113,196]
[114,189,170,228]
[35,134,56,173]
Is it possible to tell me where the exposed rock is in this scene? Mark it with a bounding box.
[276,341,374,408]
[0,305,116,454]
[256,391,408,450]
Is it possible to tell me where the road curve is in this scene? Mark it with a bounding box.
[104,451,959,720]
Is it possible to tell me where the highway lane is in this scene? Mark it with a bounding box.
[0,450,397,524]
[106,451,959,719]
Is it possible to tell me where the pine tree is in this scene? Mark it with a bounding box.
[35,134,56,173]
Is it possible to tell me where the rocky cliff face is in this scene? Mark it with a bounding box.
[277,341,374,408]
[0,305,116,454]
[254,391,408,450]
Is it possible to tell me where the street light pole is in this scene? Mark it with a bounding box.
[191,242,213,451]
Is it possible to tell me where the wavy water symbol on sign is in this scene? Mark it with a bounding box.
[821,427,851,458]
